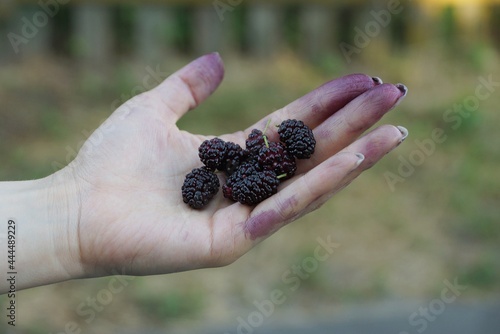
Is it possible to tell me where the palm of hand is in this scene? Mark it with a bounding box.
[69,54,407,278]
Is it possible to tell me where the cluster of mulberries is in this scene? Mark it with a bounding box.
[181,119,315,209]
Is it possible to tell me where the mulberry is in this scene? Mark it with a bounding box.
[222,142,250,176]
[224,161,279,205]
[181,167,220,209]
[223,162,260,201]
[199,138,227,171]
[257,142,297,180]
[278,119,316,159]
[246,129,266,155]
[232,170,280,206]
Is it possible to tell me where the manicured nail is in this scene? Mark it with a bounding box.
[397,126,409,143]
[355,153,365,167]
[372,76,383,85]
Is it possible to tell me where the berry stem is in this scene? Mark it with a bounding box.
[277,173,288,180]
[263,118,272,148]
[263,118,272,135]
[263,135,269,148]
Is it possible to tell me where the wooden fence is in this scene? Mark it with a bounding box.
[1,1,499,63]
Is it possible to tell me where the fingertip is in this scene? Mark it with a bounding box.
[395,83,408,97]
[320,151,366,176]
[396,125,409,143]
[380,83,405,99]
[346,124,405,169]
[333,73,380,91]
[355,83,405,114]
[394,83,408,108]
[201,52,225,80]
[179,53,225,105]
[147,53,226,122]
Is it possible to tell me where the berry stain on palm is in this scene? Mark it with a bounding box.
[181,119,316,209]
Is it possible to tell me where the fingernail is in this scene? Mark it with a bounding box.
[395,83,408,97]
[355,153,365,167]
[397,126,409,143]
[392,83,408,109]
[372,76,383,85]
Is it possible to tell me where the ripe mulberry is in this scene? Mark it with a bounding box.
[181,167,220,209]
[222,142,250,176]
[232,170,279,205]
[223,162,260,201]
[278,119,316,159]
[257,142,297,180]
[199,138,227,171]
[246,129,266,155]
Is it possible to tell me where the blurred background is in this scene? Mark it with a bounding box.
[1,0,499,333]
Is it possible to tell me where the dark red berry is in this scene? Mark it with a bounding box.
[278,119,316,159]
[182,167,220,209]
[222,142,250,176]
[199,138,227,171]
[246,129,266,155]
[232,170,279,205]
[257,142,296,180]
[223,162,261,202]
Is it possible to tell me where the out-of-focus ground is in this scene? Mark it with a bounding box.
[1,3,500,334]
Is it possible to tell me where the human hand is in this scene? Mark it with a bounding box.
[10,53,408,288]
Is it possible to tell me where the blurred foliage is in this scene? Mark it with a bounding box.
[440,6,458,47]
[460,258,499,290]
[134,289,205,321]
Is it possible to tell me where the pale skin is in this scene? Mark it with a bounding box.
[0,53,408,293]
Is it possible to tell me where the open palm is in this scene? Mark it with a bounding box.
[67,53,407,278]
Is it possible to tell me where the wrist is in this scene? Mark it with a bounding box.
[0,169,84,292]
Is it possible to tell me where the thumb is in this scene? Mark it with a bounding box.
[146,53,225,123]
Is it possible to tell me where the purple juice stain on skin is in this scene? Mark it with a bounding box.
[361,135,393,169]
[181,53,225,106]
[244,196,299,240]
[244,210,282,241]
[291,74,376,120]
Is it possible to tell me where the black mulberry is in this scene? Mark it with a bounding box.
[232,170,279,205]
[199,138,227,171]
[278,119,316,159]
[257,142,297,180]
[246,129,266,155]
[223,162,260,201]
[182,167,220,209]
[222,142,250,176]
